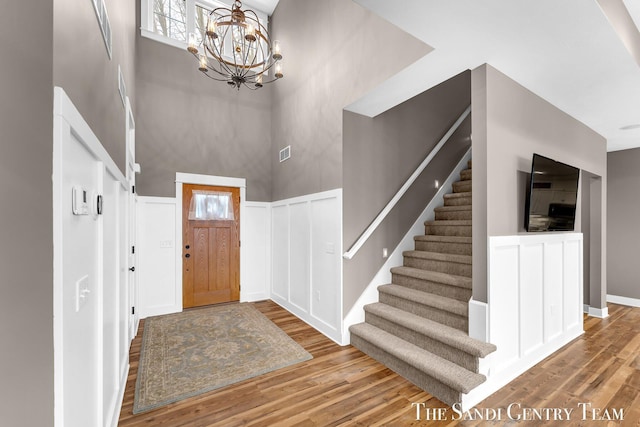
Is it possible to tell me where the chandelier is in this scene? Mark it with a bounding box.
[187,0,283,90]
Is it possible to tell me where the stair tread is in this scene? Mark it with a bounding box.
[414,235,472,244]
[364,303,497,357]
[390,266,471,289]
[424,219,472,227]
[434,205,472,212]
[444,191,472,199]
[378,284,468,317]
[403,250,472,265]
[349,323,486,393]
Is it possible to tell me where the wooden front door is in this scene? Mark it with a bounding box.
[182,183,240,308]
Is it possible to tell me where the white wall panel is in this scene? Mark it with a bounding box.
[519,243,544,356]
[271,189,343,344]
[544,242,564,341]
[289,202,310,312]
[137,197,179,318]
[242,203,271,302]
[463,232,584,410]
[53,88,130,427]
[310,197,341,332]
[271,205,289,301]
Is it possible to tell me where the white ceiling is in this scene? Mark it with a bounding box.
[243,0,279,15]
[348,0,640,152]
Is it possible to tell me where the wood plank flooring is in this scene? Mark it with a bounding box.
[119,301,640,426]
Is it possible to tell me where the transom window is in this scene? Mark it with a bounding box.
[141,0,269,52]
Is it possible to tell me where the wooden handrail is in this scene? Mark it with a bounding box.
[343,105,471,260]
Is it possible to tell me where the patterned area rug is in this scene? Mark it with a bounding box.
[133,303,312,414]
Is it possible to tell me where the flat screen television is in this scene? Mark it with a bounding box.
[524,154,580,232]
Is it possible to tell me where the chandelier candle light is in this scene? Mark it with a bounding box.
[187,0,283,90]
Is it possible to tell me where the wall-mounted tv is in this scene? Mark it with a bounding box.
[524,154,580,232]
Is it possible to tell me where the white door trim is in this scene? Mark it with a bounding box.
[175,173,247,309]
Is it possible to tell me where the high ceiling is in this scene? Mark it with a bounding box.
[348,0,640,152]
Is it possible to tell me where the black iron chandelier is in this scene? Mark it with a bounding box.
[187,0,283,90]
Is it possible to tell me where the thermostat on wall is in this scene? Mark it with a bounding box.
[72,186,89,215]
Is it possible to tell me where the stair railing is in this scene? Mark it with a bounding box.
[342,105,471,260]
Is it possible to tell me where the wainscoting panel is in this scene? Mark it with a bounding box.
[271,189,343,344]
[242,202,271,302]
[137,197,179,318]
[463,232,584,410]
[290,202,311,312]
[271,205,289,302]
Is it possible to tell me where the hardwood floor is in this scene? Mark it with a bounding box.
[119,301,640,426]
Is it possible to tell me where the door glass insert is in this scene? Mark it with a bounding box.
[188,190,235,220]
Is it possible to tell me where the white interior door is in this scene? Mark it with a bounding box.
[126,98,138,342]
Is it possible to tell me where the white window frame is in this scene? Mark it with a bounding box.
[141,0,269,52]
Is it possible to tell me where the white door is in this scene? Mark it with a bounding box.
[126,99,138,342]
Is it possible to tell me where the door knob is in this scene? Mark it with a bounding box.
[185,245,190,249]
[185,253,191,258]
[129,266,135,272]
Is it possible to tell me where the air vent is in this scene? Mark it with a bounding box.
[91,0,112,58]
[279,145,291,162]
[118,65,126,107]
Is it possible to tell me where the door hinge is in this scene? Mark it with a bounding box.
[132,185,135,194]
[131,306,135,315]
[131,245,135,254]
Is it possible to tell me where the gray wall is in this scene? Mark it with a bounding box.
[270,0,433,201]
[607,148,640,299]
[53,0,137,171]
[134,36,273,201]
[343,71,471,312]
[0,2,54,426]
[472,64,607,303]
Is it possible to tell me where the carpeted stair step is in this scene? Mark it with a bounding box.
[391,266,472,301]
[378,284,468,331]
[424,220,472,237]
[349,323,487,405]
[452,180,472,193]
[414,235,472,255]
[363,303,496,372]
[444,191,471,207]
[434,205,472,221]
[403,250,472,277]
[460,169,472,181]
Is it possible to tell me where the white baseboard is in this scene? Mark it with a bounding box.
[607,294,640,308]
[587,305,609,318]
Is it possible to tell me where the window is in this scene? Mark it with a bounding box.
[188,191,235,220]
[153,0,187,42]
[141,0,269,51]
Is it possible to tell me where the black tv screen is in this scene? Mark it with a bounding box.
[525,154,580,232]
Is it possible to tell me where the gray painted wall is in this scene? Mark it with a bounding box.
[472,64,607,304]
[0,3,54,425]
[53,0,137,171]
[343,71,471,312]
[134,36,273,201]
[607,148,640,299]
[270,0,433,201]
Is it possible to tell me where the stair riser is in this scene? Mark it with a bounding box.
[379,293,468,331]
[435,210,472,220]
[392,273,472,301]
[460,169,472,181]
[365,312,479,372]
[444,196,472,207]
[452,181,472,193]
[414,240,472,256]
[424,224,472,237]
[403,256,472,277]
[350,334,462,406]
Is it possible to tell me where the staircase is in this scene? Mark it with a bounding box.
[349,160,496,406]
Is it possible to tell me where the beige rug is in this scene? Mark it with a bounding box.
[133,303,312,414]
